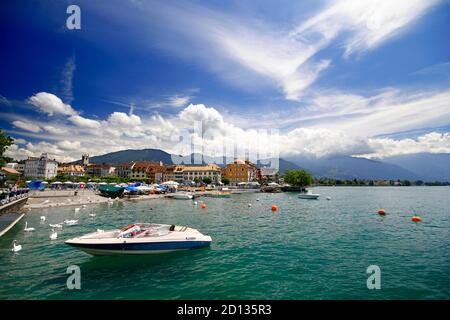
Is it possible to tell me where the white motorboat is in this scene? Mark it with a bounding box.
[172,192,194,200]
[65,223,212,255]
[298,190,320,199]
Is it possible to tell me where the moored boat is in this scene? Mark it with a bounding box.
[173,192,194,200]
[298,190,320,199]
[98,185,125,198]
[65,223,212,255]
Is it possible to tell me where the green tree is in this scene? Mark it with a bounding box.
[0,129,14,167]
[283,169,314,187]
[220,176,229,185]
[202,176,212,184]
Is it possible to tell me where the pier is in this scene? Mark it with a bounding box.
[0,197,28,237]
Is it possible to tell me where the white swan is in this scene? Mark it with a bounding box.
[40,216,46,222]
[248,203,252,207]
[49,223,63,229]
[50,229,58,240]
[82,204,87,208]
[193,201,198,206]
[74,207,81,212]
[64,219,78,225]
[89,213,96,217]
[24,221,35,232]
[11,240,22,252]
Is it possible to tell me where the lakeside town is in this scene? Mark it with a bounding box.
[1,152,449,191]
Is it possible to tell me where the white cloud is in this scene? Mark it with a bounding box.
[7,91,450,162]
[28,92,76,116]
[107,112,142,126]
[366,132,450,158]
[57,140,82,150]
[68,115,101,129]
[12,120,42,133]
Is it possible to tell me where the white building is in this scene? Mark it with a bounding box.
[24,153,58,179]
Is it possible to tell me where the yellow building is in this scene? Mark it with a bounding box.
[57,164,85,176]
[222,159,257,186]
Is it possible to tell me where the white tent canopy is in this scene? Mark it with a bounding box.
[161,181,179,186]
[51,181,63,185]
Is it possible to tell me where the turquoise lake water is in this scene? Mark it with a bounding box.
[0,187,449,299]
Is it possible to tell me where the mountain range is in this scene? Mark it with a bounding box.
[76,148,450,182]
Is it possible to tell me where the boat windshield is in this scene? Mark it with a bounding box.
[118,223,171,238]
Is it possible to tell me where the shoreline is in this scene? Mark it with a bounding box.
[24,189,166,209]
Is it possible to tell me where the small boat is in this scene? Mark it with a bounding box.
[65,223,212,255]
[172,192,194,200]
[298,190,320,199]
[209,191,231,198]
[98,185,125,198]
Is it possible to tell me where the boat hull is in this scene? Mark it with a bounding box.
[66,240,211,256]
[298,194,320,199]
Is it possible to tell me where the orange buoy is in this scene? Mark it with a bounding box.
[271,204,278,212]
[378,209,386,215]
[201,203,207,209]
[411,215,422,222]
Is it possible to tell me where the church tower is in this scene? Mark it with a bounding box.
[82,153,90,166]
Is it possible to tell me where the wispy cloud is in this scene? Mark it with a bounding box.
[411,62,450,77]
[114,0,441,100]
[60,55,76,103]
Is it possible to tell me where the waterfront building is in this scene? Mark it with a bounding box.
[162,165,176,182]
[130,161,163,180]
[258,167,279,182]
[86,163,115,177]
[23,153,58,179]
[57,164,85,177]
[6,162,25,175]
[222,159,257,186]
[173,164,222,184]
[0,167,21,180]
[115,162,134,179]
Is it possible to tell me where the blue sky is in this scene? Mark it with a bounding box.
[1,0,450,162]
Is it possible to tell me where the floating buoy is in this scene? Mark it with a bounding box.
[193,201,198,206]
[248,203,252,207]
[326,196,331,200]
[411,216,422,222]
[256,198,260,201]
[271,204,278,212]
[378,209,386,215]
[201,203,207,209]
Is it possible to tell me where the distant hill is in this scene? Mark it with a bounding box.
[382,153,450,182]
[75,148,450,181]
[285,155,420,180]
[75,148,300,173]
[79,148,173,165]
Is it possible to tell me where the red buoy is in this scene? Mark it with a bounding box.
[271,204,278,212]
[411,216,422,222]
[201,203,206,209]
[378,209,386,215]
